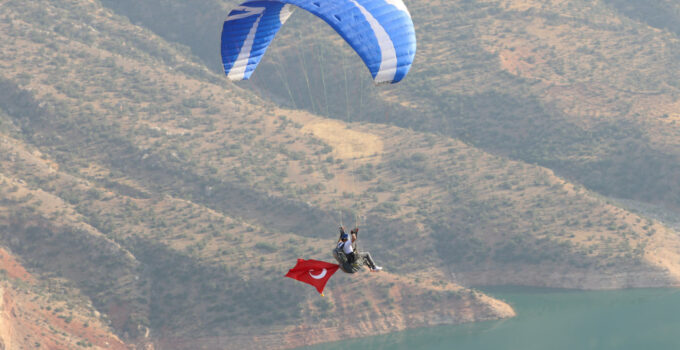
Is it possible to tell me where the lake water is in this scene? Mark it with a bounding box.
[297,287,680,350]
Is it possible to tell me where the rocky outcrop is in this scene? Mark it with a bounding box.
[155,272,515,350]
[0,248,129,349]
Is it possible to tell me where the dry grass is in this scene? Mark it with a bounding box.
[302,120,384,161]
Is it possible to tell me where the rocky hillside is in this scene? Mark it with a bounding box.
[104,0,680,211]
[0,247,126,349]
[1,0,680,349]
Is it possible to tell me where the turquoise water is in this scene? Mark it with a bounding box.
[297,287,680,350]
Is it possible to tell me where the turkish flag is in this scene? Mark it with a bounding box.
[285,259,340,294]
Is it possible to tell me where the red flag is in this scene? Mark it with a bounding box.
[285,259,340,294]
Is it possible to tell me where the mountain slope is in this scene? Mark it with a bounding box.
[1,0,680,349]
[0,0,515,347]
[104,0,680,211]
[0,246,127,349]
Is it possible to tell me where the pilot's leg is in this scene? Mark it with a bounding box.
[359,252,377,269]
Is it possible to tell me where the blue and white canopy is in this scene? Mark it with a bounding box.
[221,0,416,84]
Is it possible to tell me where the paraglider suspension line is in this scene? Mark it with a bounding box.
[314,32,330,117]
[295,30,318,115]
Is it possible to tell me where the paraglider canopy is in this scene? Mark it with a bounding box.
[221,0,417,84]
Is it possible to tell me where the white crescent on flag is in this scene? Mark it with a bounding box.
[309,269,328,279]
[286,259,339,294]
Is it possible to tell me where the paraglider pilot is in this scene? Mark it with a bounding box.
[337,226,382,272]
